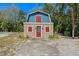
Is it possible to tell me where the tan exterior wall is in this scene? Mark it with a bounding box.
[24,22,35,38]
[42,24,53,38]
[24,22,53,38]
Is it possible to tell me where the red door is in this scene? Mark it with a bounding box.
[36,26,41,37]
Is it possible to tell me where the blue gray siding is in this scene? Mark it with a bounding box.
[28,13,50,22]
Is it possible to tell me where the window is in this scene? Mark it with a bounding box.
[45,27,49,32]
[36,26,41,32]
[28,27,32,32]
[36,16,41,22]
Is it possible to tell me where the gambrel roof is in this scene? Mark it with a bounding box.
[27,10,51,22]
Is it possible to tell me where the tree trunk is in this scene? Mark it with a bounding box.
[71,5,75,38]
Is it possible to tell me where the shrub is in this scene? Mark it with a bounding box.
[18,34,29,40]
[48,32,59,40]
[25,35,29,39]
[64,31,71,36]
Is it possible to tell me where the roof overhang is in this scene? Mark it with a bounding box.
[28,10,50,16]
[24,22,53,25]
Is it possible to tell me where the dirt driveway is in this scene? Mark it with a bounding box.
[14,37,79,56]
[14,38,59,56]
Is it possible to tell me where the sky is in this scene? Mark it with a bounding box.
[0,3,44,13]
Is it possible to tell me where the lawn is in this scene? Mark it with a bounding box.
[0,32,28,56]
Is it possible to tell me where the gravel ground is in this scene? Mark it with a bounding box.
[14,37,79,56]
[14,38,59,56]
[56,37,79,56]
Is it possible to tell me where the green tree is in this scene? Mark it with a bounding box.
[0,4,26,32]
[43,3,78,38]
[16,9,26,32]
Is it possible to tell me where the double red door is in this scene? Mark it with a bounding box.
[36,26,41,37]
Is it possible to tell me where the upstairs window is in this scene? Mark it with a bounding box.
[36,16,41,22]
[28,27,32,32]
[45,27,49,32]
